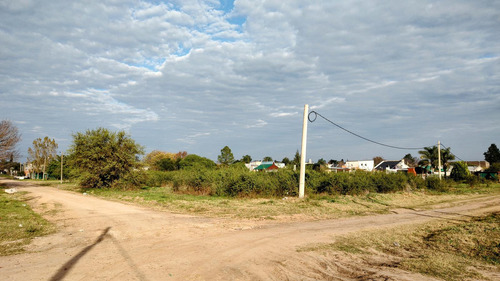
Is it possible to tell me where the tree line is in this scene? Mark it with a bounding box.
[1,120,500,190]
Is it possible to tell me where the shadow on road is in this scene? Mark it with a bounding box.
[49,226,149,281]
[49,227,111,281]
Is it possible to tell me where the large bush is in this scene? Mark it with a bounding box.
[69,128,144,188]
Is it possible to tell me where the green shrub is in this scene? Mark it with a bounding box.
[425,177,449,192]
[450,161,470,181]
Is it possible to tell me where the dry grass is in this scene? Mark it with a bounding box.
[299,212,500,280]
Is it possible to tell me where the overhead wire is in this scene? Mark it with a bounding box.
[308,110,433,151]
[439,142,465,162]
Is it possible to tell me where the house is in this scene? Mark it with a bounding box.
[374,159,409,173]
[345,160,374,171]
[253,161,279,172]
[245,160,262,171]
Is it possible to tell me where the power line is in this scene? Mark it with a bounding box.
[308,110,430,150]
[439,142,465,162]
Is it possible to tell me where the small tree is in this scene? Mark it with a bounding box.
[450,161,470,181]
[241,155,252,163]
[70,128,144,188]
[281,157,290,165]
[373,156,384,166]
[419,146,455,175]
[27,137,58,180]
[484,144,500,164]
[292,150,301,166]
[403,153,418,167]
[263,156,273,162]
[179,154,216,170]
[218,146,234,166]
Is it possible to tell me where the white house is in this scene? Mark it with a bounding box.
[345,160,374,171]
[374,159,409,173]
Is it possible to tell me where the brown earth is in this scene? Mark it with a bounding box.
[1,178,499,281]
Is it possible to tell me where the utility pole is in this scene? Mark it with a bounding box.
[299,104,309,198]
[438,140,442,180]
[60,152,63,184]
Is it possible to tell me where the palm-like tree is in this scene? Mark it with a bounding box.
[418,146,455,176]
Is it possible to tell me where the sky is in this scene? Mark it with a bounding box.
[1,0,499,163]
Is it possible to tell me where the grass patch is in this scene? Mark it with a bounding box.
[300,212,500,280]
[0,184,55,256]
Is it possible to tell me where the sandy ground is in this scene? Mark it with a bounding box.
[1,179,499,281]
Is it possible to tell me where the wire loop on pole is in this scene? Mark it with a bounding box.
[308,111,318,122]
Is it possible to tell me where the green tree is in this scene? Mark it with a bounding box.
[484,144,500,164]
[27,136,58,180]
[0,120,21,161]
[281,157,290,165]
[292,150,301,166]
[69,128,144,188]
[316,158,327,165]
[156,158,178,171]
[419,146,438,168]
[403,153,418,167]
[47,154,74,180]
[328,159,338,166]
[179,154,216,170]
[450,161,470,181]
[419,146,455,175]
[241,155,252,164]
[263,156,273,162]
[217,146,234,165]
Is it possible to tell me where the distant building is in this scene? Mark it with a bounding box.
[254,161,279,172]
[374,159,409,173]
[345,160,374,171]
[245,160,262,171]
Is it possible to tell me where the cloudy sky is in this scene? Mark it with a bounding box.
[1,0,499,163]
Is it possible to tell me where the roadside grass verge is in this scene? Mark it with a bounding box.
[298,212,500,281]
[0,183,55,256]
[40,180,500,221]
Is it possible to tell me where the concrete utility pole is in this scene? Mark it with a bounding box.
[438,140,442,180]
[299,104,309,198]
[60,152,63,184]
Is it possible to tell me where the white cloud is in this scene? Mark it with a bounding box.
[1,0,499,161]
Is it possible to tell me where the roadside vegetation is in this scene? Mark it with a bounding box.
[48,175,500,221]
[299,212,500,281]
[0,181,55,256]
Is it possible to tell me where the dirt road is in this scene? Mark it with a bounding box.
[1,179,499,280]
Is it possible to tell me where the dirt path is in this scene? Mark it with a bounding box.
[1,179,499,281]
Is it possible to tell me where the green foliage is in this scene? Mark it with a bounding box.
[485,162,500,173]
[281,157,290,165]
[0,189,54,255]
[241,154,252,163]
[425,177,449,192]
[27,136,58,176]
[145,168,429,198]
[156,157,179,171]
[69,128,144,189]
[292,150,301,166]
[46,154,75,180]
[263,156,273,162]
[450,161,470,181]
[217,146,234,165]
[419,146,455,174]
[484,143,500,164]
[178,154,216,170]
